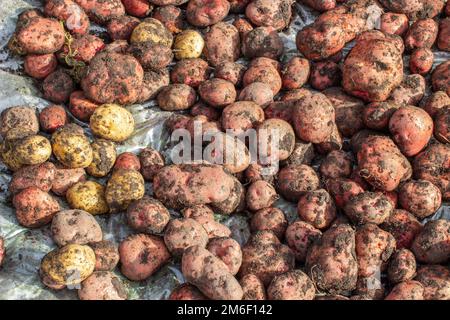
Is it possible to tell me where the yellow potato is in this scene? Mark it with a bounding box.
[66,181,109,215]
[15,135,52,165]
[130,18,173,47]
[52,124,93,168]
[173,30,205,60]
[40,244,96,286]
[105,169,145,213]
[86,139,117,177]
[90,104,135,142]
[0,141,23,171]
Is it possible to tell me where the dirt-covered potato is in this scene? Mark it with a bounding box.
[362,101,399,131]
[309,61,341,91]
[207,237,242,275]
[169,283,207,300]
[59,34,105,64]
[282,140,315,167]
[297,189,336,230]
[198,78,236,109]
[245,0,291,30]
[204,22,240,67]
[127,196,170,234]
[380,209,423,249]
[107,16,140,40]
[404,18,438,51]
[242,26,284,60]
[285,221,322,262]
[343,32,403,102]
[257,118,296,162]
[306,223,358,294]
[243,62,282,95]
[437,17,450,51]
[250,207,287,239]
[378,0,445,20]
[157,84,197,111]
[182,206,232,239]
[138,69,170,102]
[51,209,103,247]
[103,40,130,53]
[246,180,278,211]
[399,180,442,219]
[15,133,53,166]
[121,0,152,17]
[13,186,60,228]
[69,91,99,122]
[74,0,125,24]
[389,74,426,106]
[43,69,74,104]
[90,104,135,142]
[52,124,93,168]
[233,17,254,38]
[40,244,96,287]
[135,148,163,181]
[411,219,450,264]
[221,101,264,135]
[214,62,246,87]
[173,30,204,60]
[212,174,246,215]
[388,249,417,284]
[281,57,310,90]
[0,106,39,138]
[78,271,127,300]
[431,61,450,95]
[344,192,393,225]
[240,231,295,285]
[357,136,412,191]
[186,0,230,27]
[113,152,140,172]
[240,274,266,300]
[267,270,315,300]
[164,218,209,256]
[385,280,424,300]
[239,82,274,108]
[119,233,170,281]
[153,5,183,34]
[38,105,67,133]
[409,48,434,75]
[52,166,86,196]
[44,0,90,35]
[66,181,109,215]
[13,16,65,54]
[8,161,54,195]
[129,17,172,46]
[277,164,319,202]
[85,139,117,178]
[127,42,173,70]
[89,240,119,271]
[319,150,352,180]
[171,58,210,88]
[434,107,450,144]
[24,53,57,79]
[191,102,220,121]
[380,12,409,36]
[414,265,450,300]
[105,169,145,213]
[81,52,144,105]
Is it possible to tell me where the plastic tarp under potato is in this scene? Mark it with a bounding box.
[0,0,448,300]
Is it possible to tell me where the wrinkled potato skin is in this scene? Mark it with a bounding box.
[13,186,60,228]
[240,231,295,285]
[87,139,117,177]
[250,207,288,239]
[51,209,103,247]
[126,196,170,234]
[285,221,322,262]
[9,162,55,194]
[78,271,127,300]
[414,265,450,300]
[40,244,96,286]
[380,13,409,36]
[357,136,412,191]
[171,58,210,88]
[157,84,197,111]
[267,270,316,300]
[388,249,417,284]
[0,106,39,138]
[164,218,209,256]
[385,280,424,300]
[52,124,93,169]
[182,245,243,300]
[277,164,319,202]
[169,283,207,300]
[186,0,230,27]
[411,219,450,264]
[344,192,394,225]
[404,18,438,51]
[90,104,135,142]
[105,169,145,213]
[89,240,119,271]
[119,234,170,281]
[242,27,284,60]
[298,189,336,230]
[409,48,434,75]
[69,91,99,122]
[399,180,442,219]
[246,180,278,211]
[66,181,109,215]
[52,166,86,196]
[207,237,242,275]
[199,78,237,108]
[204,22,240,67]
[306,224,358,294]
[380,209,423,250]
[240,274,266,300]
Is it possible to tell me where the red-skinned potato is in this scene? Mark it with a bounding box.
[191,102,220,121]
[438,18,450,51]
[221,101,265,135]
[301,0,336,11]
[242,26,284,60]
[389,74,426,106]
[404,18,438,51]
[285,221,322,262]
[44,0,90,35]
[157,84,197,111]
[380,209,423,250]
[114,152,140,171]
[171,58,210,88]
[250,207,288,239]
[43,70,75,104]
[389,105,433,157]
[122,0,153,17]
[431,61,450,96]
[246,180,278,211]
[186,0,230,27]
[387,249,417,284]
[138,147,164,181]
[214,62,246,87]
[24,54,57,79]
[138,69,170,102]
[198,78,236,108]
[377,0,445,20]
[164,218,208,256]
[245,0,292,30]
[385,280,424,300]
[59,34,105,64]
[127,42,173,70]
[411,219,450,264]
[239,82,274,108]
[379,13,409,36]
[127,196,170,234]
[344,192,394,225]
[267,270,316,300]
[78,271,127,300]
[243,62,282,95]
[169,284,207,300]
[362,101,400,131]
[319,150,352,180]
[8,162,55,195]
[414,265,450,300]
[39,105,67,133]
[257,118,296,161]
[153,5,183,34]
[69,91,99,122]
[309,61,341,91]
[89,240,120,271]
[282,140,315,167]
[277,164,319,202]
[325,178,364,209]
[107,16,140,41]
[233,17,254,38]
[240,274,266,300]
[0,106,39,138]
[204,22,240,67]
[282,57,310,90]
[297,189,336,230]
[207,237,242,275]
[409,48,434,75]
[73,0,125,25]
[434,107,450,144]
[399,180,442,219]
[119,233,170,281]
[51,166,86,196]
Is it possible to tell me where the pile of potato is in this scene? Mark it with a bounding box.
[0,0,449,300]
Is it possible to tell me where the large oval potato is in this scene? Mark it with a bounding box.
[52,124,93,169]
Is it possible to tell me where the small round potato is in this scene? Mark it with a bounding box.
[90,104,135,142]
[52,124,93,168]
[410,48,434,75]
[51,209,103,247]
[186,0,230,27]
[380,13,409,36]
[8,162,55,195]
[69,91,100,122]
[267,270,316,300]
[257,119,295,161]
[297,189,336,230]
[344,192,393,225]
[198,78,237,109]
[127,196,170,234]
[245,0,292,30]
[221,101,265,135]
[243,63,282,95]
[24,53,58,79]
[277,164,320,202]
[164,218,209,256]
[40,244,96,287]
[319,150,352,180]
[105,169,145,213]
[130,18,173,47]
[170,58,210,88]
[380,209,423,250]
[173,30,204,60]
[206,237,242,275]
[89,240,120,271]
[246,180,278,211]
[285,221,322,262]
[250,207,288,239]
[138,147,165,180]
[78,271,127,300]
[214,62,246,87]
[0,106,39,138]
[310,61,341,91]
[87,139,117,178]
[114,152,141,171]
[39,105,67,133]
[240,274,267,300]
[204,22,240,67]
[239,82,274,108]
[66,181,109,215]
[43,69,74,104]
[52,166,87,196]
[398,180,442,219]
[242,26,284,60]
[157,84,197,111]
[282,57,310,90]
[122,0,153,17]
[387,249,417,284]
[15,135,52,166]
